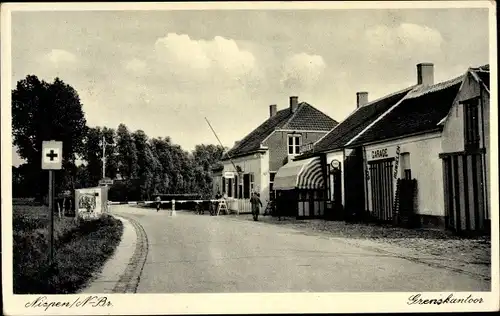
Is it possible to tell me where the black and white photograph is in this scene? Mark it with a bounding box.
[1,1,498,315]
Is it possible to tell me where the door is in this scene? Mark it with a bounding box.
[369,159,395,222]
[442,153,486,233]
[344,148,366,218]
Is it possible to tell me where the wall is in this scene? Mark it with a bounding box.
[364,133,444,217]
[482,91,490,219]
[264,131,326,172]
[441,73,490,219]
[442,73,487,153]
[221,152,267,213]
[212,171,222,196]
[326,150,345,205]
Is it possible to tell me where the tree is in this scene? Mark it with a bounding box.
[132,130,159,200]
[116,124,138,180]
[12,75,87,197]
[82,127,102,186]
[191,144,225,198]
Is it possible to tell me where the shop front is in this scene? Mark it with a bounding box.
[273,156,326,219]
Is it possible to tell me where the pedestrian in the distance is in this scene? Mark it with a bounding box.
[250,191,262,221]
[155,195,161,212]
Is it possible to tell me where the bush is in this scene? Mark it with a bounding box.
[13,209,123,294]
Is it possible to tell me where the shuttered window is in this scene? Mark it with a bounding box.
[464,99,480,151]
[243,174,250,198]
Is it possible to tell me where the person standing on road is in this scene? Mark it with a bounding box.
[250,191,262,221]
[155,195,161,212]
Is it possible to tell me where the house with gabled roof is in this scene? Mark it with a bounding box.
[281,62,491,235]
[300,86,415,220]
[340,63,491,234]
[438,65,491,234]
[218,96,338,215]
[346,67,463,228]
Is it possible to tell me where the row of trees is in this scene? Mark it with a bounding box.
[12,75,225,201]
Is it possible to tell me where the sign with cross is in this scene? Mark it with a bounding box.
[42,141,63,170]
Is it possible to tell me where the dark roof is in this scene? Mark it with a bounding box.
[223,102,338,159]
[471,64,489,91]
[348,77,463,146]
[313,87,414,153]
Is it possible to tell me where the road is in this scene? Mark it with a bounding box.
[112,205,490,293]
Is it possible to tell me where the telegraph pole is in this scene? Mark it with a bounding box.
[102,135,106,178]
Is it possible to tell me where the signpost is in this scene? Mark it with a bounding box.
[99,178,114,186]
[42,141,63,268]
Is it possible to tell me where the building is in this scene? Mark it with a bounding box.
[344,63,490,234]
[288,62,490,234]
[347,64,463,228]
[218,96,338,214]
[305,86,415,220]
[439,65,490,233]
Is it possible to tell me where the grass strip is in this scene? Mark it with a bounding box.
[13,212,123,294]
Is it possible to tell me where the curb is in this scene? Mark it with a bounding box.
[78,215,137,294]
[112,214,149,293]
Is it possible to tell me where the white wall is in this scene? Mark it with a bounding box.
[326,150,345,205]
[222,151,267,212]
[441,73,490,219]
[364,132,444,217]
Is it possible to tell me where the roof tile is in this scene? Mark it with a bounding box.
[313,87,413,153]
[224,102,337,159]
[348,78,463,146]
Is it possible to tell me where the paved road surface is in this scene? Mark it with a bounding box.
[112,205,490,293]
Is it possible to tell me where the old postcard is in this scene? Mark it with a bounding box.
[1,1,498,315]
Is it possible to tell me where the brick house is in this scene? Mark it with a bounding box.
[218,96,338,214]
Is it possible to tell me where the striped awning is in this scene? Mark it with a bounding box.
[274,157,325,190]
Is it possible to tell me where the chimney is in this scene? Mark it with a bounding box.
[356,92,369,108]
[269,104,277,118]
[234,140,240,147]
[290,96,298,113]
[417,63,434,86]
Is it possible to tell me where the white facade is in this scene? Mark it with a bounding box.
[364,132,444,217]
[221,151,270,213]
[441,72,490,219]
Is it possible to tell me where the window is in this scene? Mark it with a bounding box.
[250,173,255,192]
[234,175,239,199]
[464,99,480,150]
[269,172,276,200]
[400,153,412,180]
[222,177,226,194]
[227,178,233,197]
[243,173,254,198]
[288,134,302,155]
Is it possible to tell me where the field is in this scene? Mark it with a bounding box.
[13,204,123,294]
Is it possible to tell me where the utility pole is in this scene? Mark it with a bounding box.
[101,135,106,179]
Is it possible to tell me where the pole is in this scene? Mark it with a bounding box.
[205,117,239,174]
[102,136,106,179]
[48,170,54,267]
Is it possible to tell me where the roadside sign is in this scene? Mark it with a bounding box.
[42,141,63,170]
[224,171,234,179]
[99,178,114,186]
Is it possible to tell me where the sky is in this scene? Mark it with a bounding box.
[9,6,490,166]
